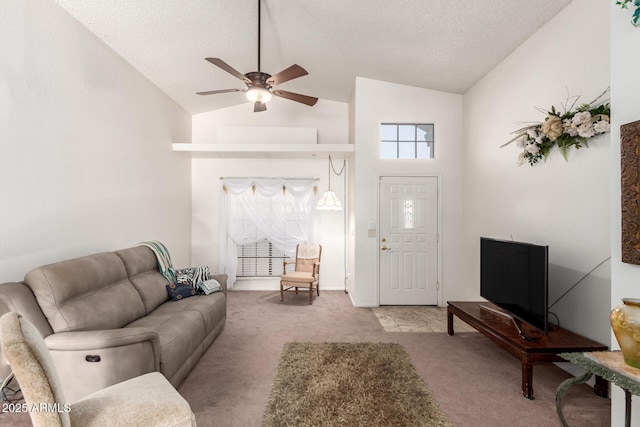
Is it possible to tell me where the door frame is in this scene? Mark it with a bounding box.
[376,174,443,306]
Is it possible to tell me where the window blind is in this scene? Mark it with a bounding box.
[238,239,288,277]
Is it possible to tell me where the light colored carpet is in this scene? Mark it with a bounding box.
[372,306,477,333]
[0,291,611,427]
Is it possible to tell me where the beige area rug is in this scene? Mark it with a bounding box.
[372,306,477,333]
[263,342,451,427]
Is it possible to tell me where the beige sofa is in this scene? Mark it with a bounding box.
[0,245,227,402]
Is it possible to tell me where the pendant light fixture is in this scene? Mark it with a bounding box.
[316,155,345,211]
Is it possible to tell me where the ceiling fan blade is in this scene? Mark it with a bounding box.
[272,90,318,107]
[196,88,242,96]
[205,58,248,82]
[267,64,308,86]
[254,101,267,113]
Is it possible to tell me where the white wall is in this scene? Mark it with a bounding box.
[0,0,192,282]
[191,99,348,144]
[462,0,611,343]
[350,77,464,307]
[462,0,610,344]
[610,1,640,424]
[190,100,349,290]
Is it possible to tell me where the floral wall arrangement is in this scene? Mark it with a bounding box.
[503,89,611,166]
[616,0,640,26]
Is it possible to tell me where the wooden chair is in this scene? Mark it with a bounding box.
[280,243,322,304]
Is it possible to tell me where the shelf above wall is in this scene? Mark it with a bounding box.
[172,143,354,159]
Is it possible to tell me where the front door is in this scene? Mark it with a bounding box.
[379,176,438,305]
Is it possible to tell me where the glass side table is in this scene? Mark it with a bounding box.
[558,351,638,427]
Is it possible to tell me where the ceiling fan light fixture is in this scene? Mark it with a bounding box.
[197,0,318,111]
[246,87,272,103]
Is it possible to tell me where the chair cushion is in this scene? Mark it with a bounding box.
[281,271,316,283]
[71,372,195,427]
[298,243,320,259]
[295,258,319,273]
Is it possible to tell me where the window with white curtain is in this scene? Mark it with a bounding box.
[218,178,317,287]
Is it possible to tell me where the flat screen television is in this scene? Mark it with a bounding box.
[480,237,549,333]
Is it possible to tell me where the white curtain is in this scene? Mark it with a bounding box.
[218,178,317,287]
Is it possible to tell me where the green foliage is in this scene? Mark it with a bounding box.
[617,0,640,25]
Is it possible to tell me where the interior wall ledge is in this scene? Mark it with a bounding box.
[172,143,354,158]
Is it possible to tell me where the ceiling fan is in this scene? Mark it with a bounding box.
[196,0,318,112]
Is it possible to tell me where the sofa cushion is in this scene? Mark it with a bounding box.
[145,293,226,336]
[125,310,205,381]
[115,247,169,314]
[24,252,145,333]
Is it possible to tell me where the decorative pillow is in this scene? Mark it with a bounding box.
[166,283,197,301]
[198,279,223,295]
[175,266,210,293]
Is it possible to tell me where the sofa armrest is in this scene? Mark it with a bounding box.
[44,328,161,401]
[0,282,53,338]
[45,327,159,354]
[210,274,228,295]
[0,282,54,380]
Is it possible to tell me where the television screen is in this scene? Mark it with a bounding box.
[480,237,549,332]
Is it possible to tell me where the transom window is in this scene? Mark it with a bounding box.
[381,123,434,159]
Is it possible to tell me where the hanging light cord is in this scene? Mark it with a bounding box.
[329,155,346,176]
[327,155,348,293]
[328,155,347,293]
[328,154,345,191]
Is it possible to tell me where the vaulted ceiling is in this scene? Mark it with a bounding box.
[54,0,574,114]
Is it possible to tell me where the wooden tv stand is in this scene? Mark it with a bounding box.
[447,301,608,400]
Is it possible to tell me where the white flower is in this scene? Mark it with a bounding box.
[577,123,595,138]
[563,118,578,137]
[593,120,611,134]
[516,152,526,166]
[525,143,541,154]
[517,138,526,148]
[572,111,592,126]
[527,129,538,139]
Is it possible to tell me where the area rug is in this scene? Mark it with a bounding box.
[263,342,452,427]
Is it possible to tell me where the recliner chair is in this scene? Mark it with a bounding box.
[0,311,196,426]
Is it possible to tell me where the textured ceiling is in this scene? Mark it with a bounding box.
[53,0,573,114]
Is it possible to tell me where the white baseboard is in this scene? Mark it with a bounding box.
[231,277,345,291]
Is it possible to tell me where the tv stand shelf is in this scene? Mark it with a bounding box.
[447,301,608,400]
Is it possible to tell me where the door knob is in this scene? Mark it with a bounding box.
[381,245,391,251]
